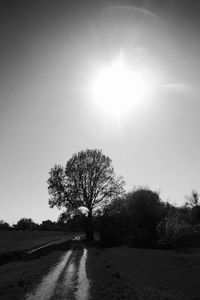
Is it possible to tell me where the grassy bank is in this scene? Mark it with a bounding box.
[0,231,69,254]
[0,250,65,300]
[0,231,75,299]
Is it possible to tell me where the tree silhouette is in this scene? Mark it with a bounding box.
[47,149,125,240]
[185,189,199,207]
[126,188,164,246]
[0,220,11,231]
[14,218,37,230]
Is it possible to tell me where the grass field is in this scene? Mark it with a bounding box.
[87,246,200,299]
[1,232,200,299]
[0,231,70,254]
[0,250,64,300]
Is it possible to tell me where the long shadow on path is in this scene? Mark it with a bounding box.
[25,238,90,300]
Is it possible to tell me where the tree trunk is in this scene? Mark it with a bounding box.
[85,211,94,241]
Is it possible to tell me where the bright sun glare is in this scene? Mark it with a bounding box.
[92,54,157,118]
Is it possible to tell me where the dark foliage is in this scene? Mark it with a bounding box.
[0,220,11,231]
[176,224,200,248]
[99,198,128,247]
[98,188,171,248]
[13,218,38,231]
[39,220,60,231]
[63,215,86,233]
[125,188,166,247]
[191,206,200,224]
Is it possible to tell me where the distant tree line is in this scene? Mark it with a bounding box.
[95,187,200,248]
[2,149,200,250]
[1,188,200,249]
[0,218,67,231]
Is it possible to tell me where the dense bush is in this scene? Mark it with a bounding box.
[13,218,38,230]
[63,214,86,232]
[98,188,169,248]
[100,216,125,247]
[191,206,200,224]
[157,210,185,248]
[176,224,200,248]
[99,198,128,247]
[126,188,166,247]
[0,220,11,231]
[39,220,59,231]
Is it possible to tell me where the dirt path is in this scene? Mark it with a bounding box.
[25,240,90,300]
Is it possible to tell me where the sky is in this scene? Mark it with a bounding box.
[1,0,200,224]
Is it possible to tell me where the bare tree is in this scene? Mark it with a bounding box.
[185,189,199,208]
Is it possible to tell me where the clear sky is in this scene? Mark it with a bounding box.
[1,0,200,224]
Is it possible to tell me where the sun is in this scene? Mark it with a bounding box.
[91,54,156,118]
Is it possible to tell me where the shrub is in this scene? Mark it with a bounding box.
[99,198,128,247]
[176,224,200,247]
[157,210,185,248]
[0,220,11,231]
[13,218,38,230]
[99,214,127,247]
[191,206,200,224]
[126,188,165,247]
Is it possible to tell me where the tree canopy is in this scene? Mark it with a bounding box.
[47,149,125,240]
